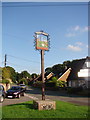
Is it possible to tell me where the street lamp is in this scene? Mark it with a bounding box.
[34,30,50,100]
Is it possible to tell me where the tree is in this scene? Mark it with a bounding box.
[6,66,17,83]
[15,72,21,83]
[45,67,52,75]
[20,71,31,79]
[31,73,38,79]
[2,67,11,79]
[2,66,17,83]
[2,79,10,84]
[52,64,65,77]
[19,78,28,85]
[63,60,71,69]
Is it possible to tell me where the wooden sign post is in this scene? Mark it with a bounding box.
[34,30,50,100]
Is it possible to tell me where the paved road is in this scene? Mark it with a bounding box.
[2,86,89,106]
[26,86,90,106]
[2,95,31,106]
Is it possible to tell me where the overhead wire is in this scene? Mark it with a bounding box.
[7,54,50,66]
[7,54,40,64]
[7,61,30,68]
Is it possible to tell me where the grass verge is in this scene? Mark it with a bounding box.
[2,101,89,118]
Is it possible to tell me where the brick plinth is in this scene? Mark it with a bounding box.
[33,100,56,110]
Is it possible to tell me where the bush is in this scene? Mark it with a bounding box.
[19,78,28,85]
[45,82,56,87]
[67,87,83,94]
[2,79,10,84]
[33,81,42,88]
[51,77,57,82]
[56,81,66,87]
[45,76,57,88]
[78,89,90,97]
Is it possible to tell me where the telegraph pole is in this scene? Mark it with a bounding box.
[4,54,7,67]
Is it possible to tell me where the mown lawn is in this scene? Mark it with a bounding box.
[0,105,2,119]
[2,101,89,118]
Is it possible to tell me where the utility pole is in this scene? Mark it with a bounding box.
[4,54,7,67]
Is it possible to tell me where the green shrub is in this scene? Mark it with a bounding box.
[45,76,57,88]
[33,81,42,88]
[67,87,83,94]
[2,79,10,84]
[19,78,28,85]
[56,81,66,87]
[51,77,57,82]
[45,82,56,87]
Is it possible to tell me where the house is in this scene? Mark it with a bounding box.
[68,56,90,88]
[78,56,90,88]
[57,68,71,82]
[34,72,54,82]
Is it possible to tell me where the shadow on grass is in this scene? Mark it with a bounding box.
[7,102,34,109]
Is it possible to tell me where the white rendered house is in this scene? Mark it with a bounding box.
[78,57,90,88]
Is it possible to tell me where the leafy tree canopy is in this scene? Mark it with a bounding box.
[31,73,38,79]
[19,78,28,85]
[2,79,10,84]
[2,67,11,79]
[20,71,31,79]
[6,66,17,82]
[52,64,65,76]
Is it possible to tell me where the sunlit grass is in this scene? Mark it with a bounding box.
[2,101,89,118]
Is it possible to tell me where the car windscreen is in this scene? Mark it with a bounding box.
[10,87,21,90]
[20,85,25,86]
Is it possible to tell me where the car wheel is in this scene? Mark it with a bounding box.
[17,94,20,98]
[22,92,24,96]
[0,96,4,103]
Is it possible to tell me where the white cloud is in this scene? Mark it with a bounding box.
[67,44,82,52]
[66,25,88,37]
[71,25,88,32]
[73,25,80,31]
[73,25,89,32]
[81,26,88,32]
[76,42,83,46]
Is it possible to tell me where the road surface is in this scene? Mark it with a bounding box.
[2,86,89,106]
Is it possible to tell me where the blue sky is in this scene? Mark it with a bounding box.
[2,2,88,74]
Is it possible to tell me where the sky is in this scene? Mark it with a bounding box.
[1,0,90,2]
[1,1,89,74]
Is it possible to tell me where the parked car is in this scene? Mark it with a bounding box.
[6,86,25,99]
[0,85,6,103]
[19,84,27,91]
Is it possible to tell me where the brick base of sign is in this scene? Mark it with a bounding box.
[33,100,56,110]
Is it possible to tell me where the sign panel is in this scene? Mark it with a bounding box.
[35,32,49,50]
